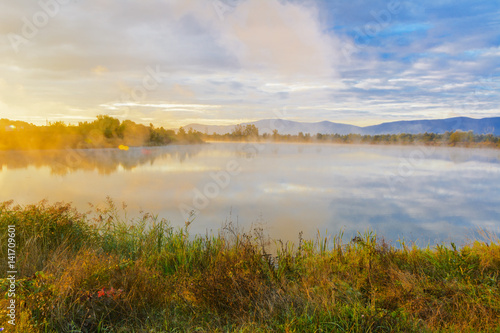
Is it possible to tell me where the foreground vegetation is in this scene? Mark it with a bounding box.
[1,200,500,332]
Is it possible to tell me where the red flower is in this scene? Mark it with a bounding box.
[97,288,106,297]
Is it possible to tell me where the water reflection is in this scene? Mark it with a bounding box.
[1,143,499,246]
[0,145,205,175]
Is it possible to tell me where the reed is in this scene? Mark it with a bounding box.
[1,200,499,332]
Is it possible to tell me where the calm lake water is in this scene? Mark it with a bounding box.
[1,142,500,246]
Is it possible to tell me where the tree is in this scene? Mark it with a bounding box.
[95,115,120,138]
[272,129,279,140]
[243,124,259,137]
[450,130,466,144]
[232,124,244,137]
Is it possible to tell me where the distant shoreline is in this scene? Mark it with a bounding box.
[2,115,499,151]
[201,132,500,150]
[1,135,499,151]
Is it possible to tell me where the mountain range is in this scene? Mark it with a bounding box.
[185,117,500,136]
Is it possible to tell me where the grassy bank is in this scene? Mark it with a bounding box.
[1,200,499,332]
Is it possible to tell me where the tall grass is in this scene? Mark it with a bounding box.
[1,200,499,332]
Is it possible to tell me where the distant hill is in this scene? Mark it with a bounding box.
[362,117,500,135]
[184,124,236,135]
[250,119,362,135]
[185,117,500,136]
[185,119,361,135]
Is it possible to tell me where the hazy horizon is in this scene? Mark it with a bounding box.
[182,115,500,128]
[5,114,500,130]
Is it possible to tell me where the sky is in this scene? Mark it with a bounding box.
[0,0,499,128]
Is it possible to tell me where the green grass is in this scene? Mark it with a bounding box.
[1,199,499,332]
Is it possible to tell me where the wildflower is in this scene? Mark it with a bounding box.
[98,288,106,298]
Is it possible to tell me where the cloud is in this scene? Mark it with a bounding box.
[173,84,196,99]
[217,0,341,77]
[0,0,498,127]
[92,66,109,75]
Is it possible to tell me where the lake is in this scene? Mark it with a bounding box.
[1,142,499,246]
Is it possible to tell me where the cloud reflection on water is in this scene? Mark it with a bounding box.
[1,143,499,246]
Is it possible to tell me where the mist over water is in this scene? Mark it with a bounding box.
[1,142,499,246]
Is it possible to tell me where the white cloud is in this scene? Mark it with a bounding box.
[217,0,341,77]
[0,0,498,126]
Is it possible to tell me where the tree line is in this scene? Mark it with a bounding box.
[2,117,499,150]
[0,116,202,150]
[201,124,500,148]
